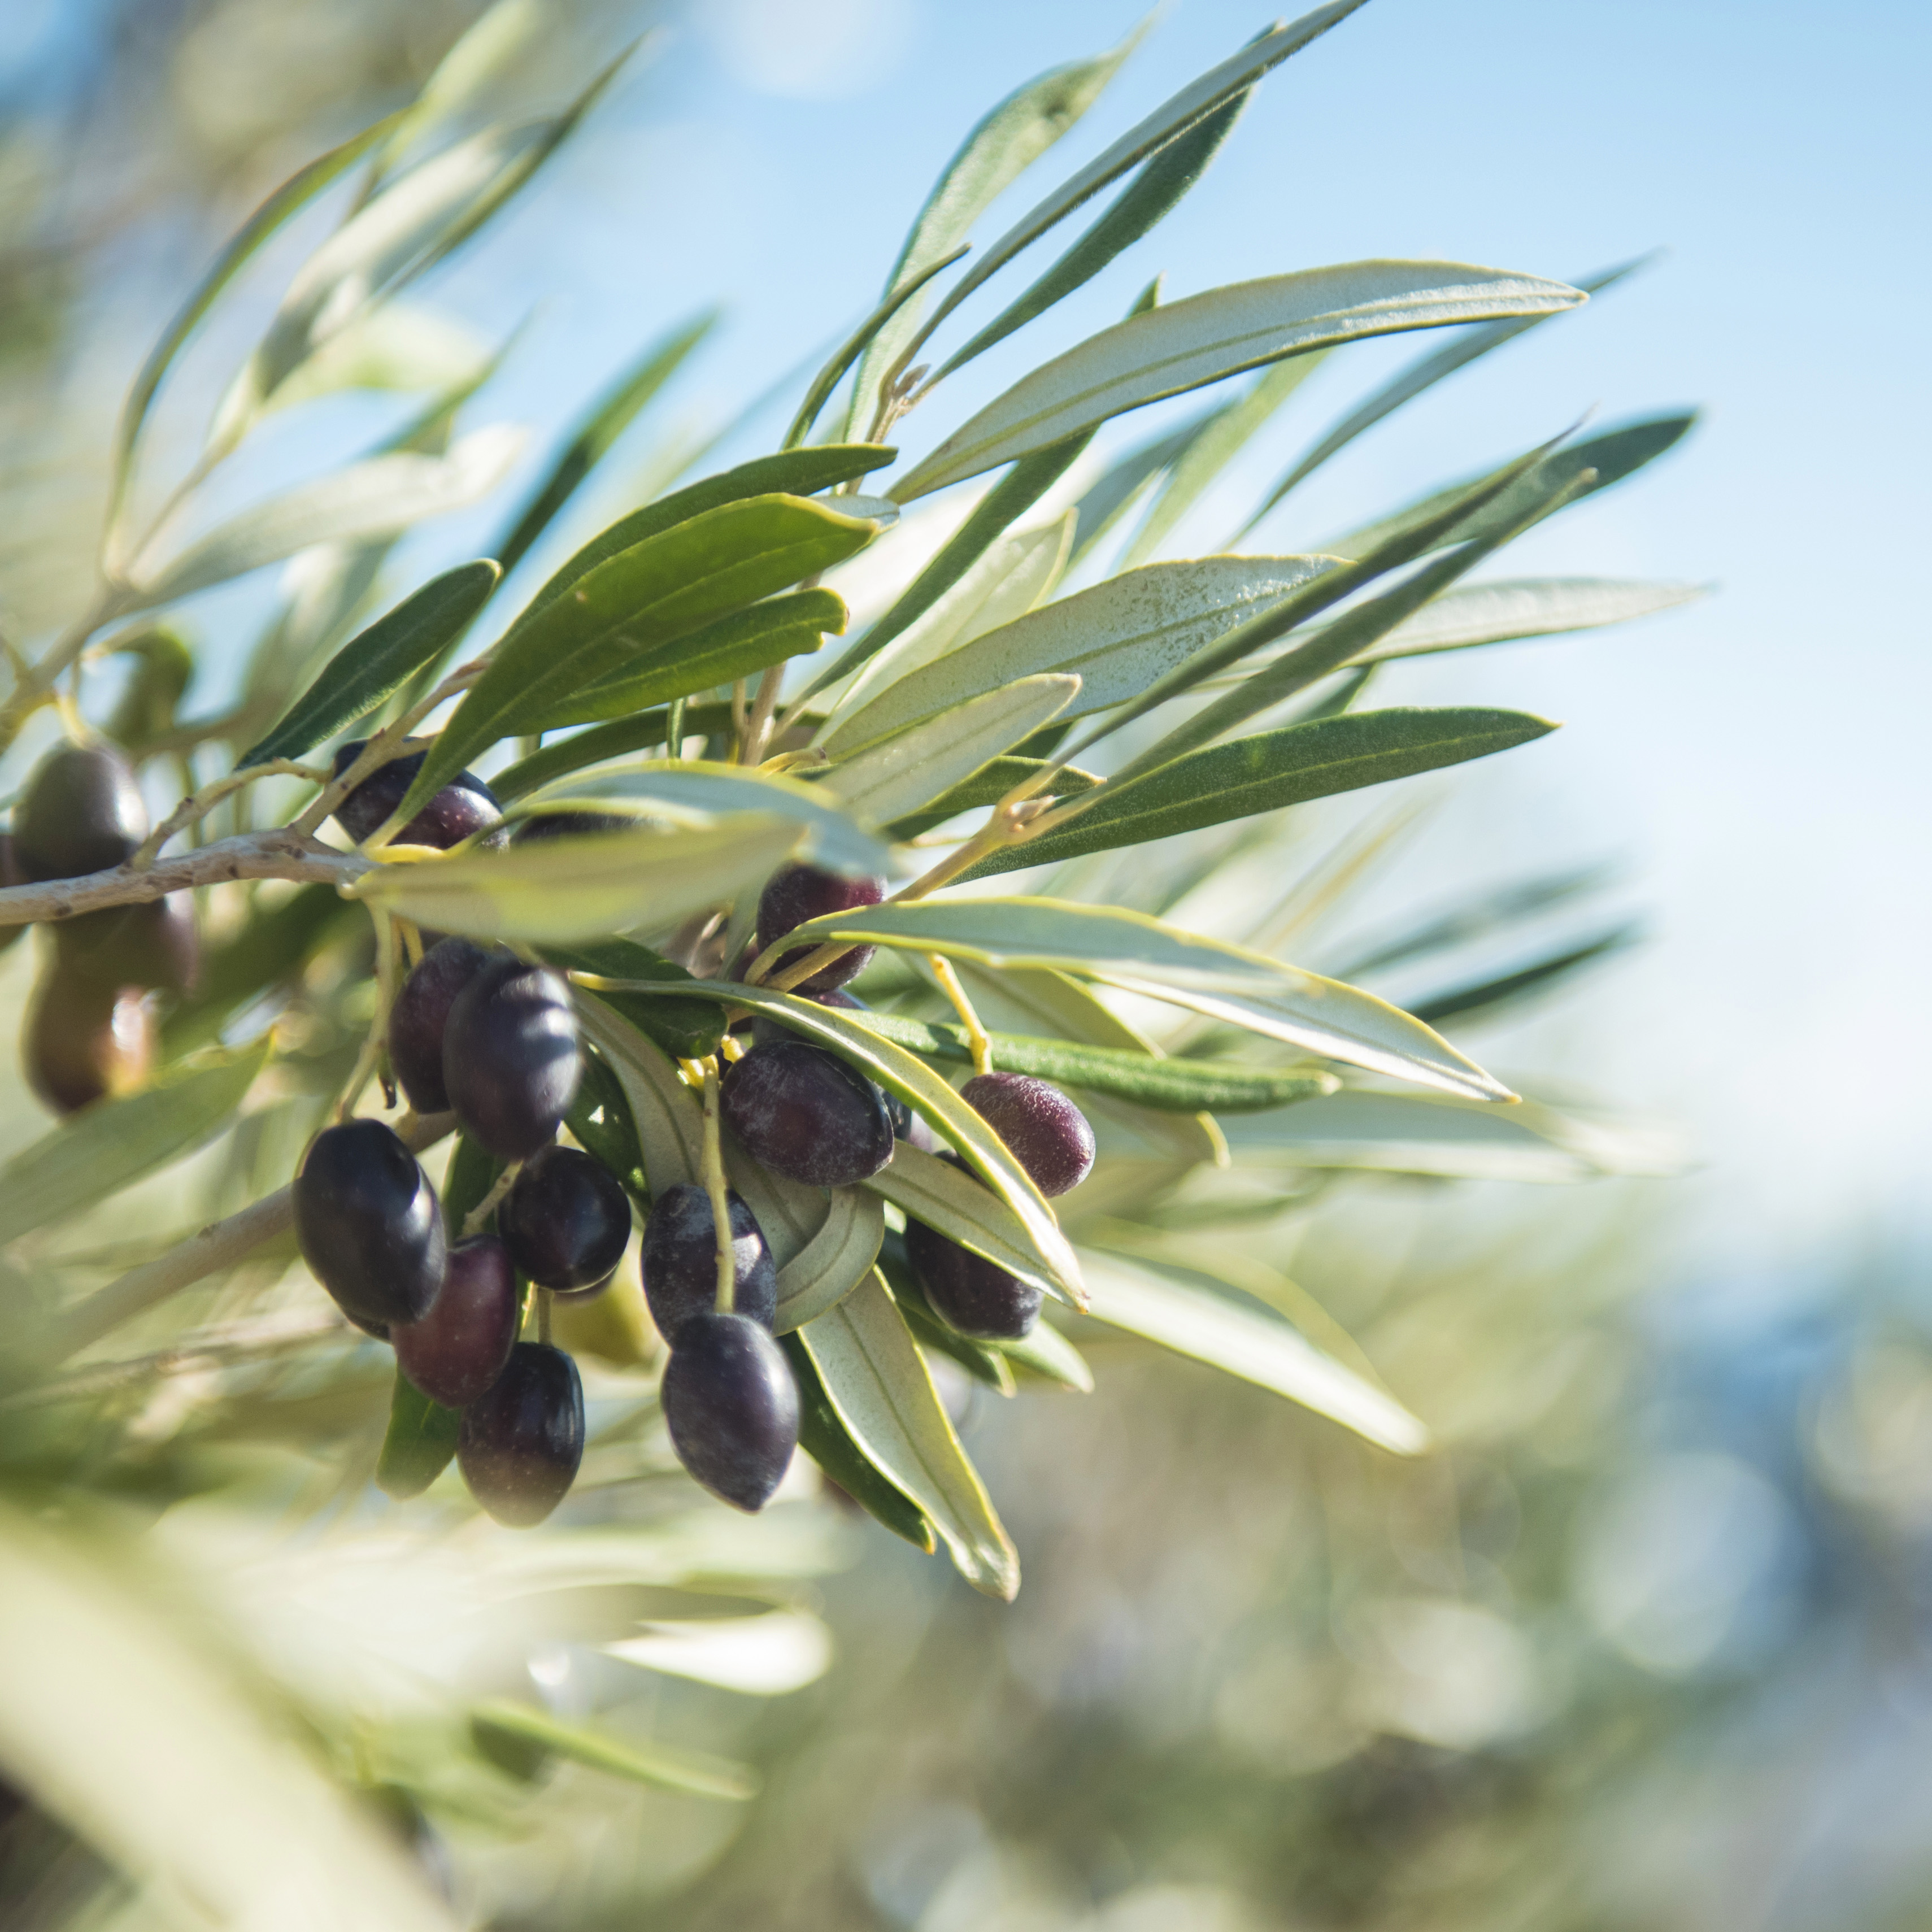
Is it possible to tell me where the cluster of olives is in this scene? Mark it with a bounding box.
[3,743,198,1113]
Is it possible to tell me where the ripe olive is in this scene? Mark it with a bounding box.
[389,937,493,1115]
[959,1072,1095,1197]
[904,1216,1042,1341]
[330,741,503,850]
[509,808,637,843]
[23,973,151,1114]
[392,1234,520,1407]
[719,1038,894,1187]
[55,893,199,994]
[755,863,884,992]
[293,1119,447,1330]
[639,1183,777,1339]
[497,1145,631,1291]
[14,743,146,881]
[661,1311,799,1512]
[458,1342,584,1528]
[442,956,581,1160]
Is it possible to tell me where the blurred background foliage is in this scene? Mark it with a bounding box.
[3,4,1926,1931]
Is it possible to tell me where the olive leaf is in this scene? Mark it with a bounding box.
[796,1273,1020,1599]
[572,1001,703,1198]
[546,938,725,1062]
[1346,576,1707,664]
[780,1334,936,1552]
[375,1373,460,1500]
[468,1700,755,1800]
[773,1189,886,1333]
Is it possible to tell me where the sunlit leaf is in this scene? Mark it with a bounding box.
[351,817,803,943]
[572,1001,703,1197]
[1065,410,1213,565]
[0,1043,269,1247]
[768,898,1512,1102]
[1347,575,1706,664]
[894,262,1585,500]
[238,560,499,767]
[1078,1249,1429,1454]
[988,1314,1093,1393]
[884,755,1100,842]
[468,1700,756,1800]
[489,701,737,800]
[781,1334,936,1551]
[773,1187,886,1333]
[548,936,726,1062]
[797,1273,1020,1598]
[1406,924,1640,1029]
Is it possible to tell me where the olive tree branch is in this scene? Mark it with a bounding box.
[129,759,330,869]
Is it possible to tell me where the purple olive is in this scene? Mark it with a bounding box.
[293,1119,447,1330]
[457,1342,584,1528]
[719,1039,894,1187]
[497,1145,631,1291]
[330,741,503,850]
[392,1235,520,1407]
[443,956,581,1160]
[389,937,494,1115]
[640,1183,777,1339]
[904,1216,1041,1341]
[959,1072,1095,1198]
[755,863,883,993]
[24,974,151,1115]
[661,1311,799,1512]
[14,743,146,881]
[55,893,199,993]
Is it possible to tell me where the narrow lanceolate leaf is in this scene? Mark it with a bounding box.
[829,556,1335,755]
[375,1372,461,1500]
[797,432,1091,703]
[530,759,890,878]
[905,1,1370,369]
[893,263,1586,499]
[109,111,402,532]
[989,1317,1094,1393]
[1120,353,1330,568]
[572,1002,703,1197]
[1067,410,1213,565]
[546,937,726,1061]
[490,702,738,799]
[0,1044,269,1248]
[399,494,878,820]
[469,1701,755,1801]
[774,1188,886,1332]
[528,590,847,730]
[564,1049,649,1200]
[494,308,720,580]
[797,1273,1020,1599]
[780,1334,935,1551]
[839,1007,1337,1114]
[1325,412,1698,560]
[864,1142,1078,1304]
[770,898,1513,1103]
[819,514,1073,746]
[1078,1250,1428,1455]
[1347,576,1706,663]
[932,85,1253,386]
[687,981,1082,1304]
[965,707,1558,878]
[1406,924,1639,1029]
[238,560,499,766]
[846,18,1146,438]
[885,756,1100,841]
[821,675,1078,829]
[125,428,524,610]
[352,817,803,945]
[519,444,894,624]
[1220,1087,1687,1182]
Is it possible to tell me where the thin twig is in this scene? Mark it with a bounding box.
[462,1161,521,1238]
[129,759,329,869]
[739,663,787,767]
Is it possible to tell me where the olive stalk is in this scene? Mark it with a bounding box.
[928,952,994,1077]
[128,759,329,870]
[462,1161,521,1239]
[700,1061,736,1316]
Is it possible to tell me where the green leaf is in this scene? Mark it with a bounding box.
[525,589,847,731]
[1219,1087,1686,1182]
[780,1332,936,1551]
[350,816,804,944]
[1406,924,1639,1029]
[1331,861,1618,980]
[546,938,726,1062]
[259,302,490,417]
[0,1044,269,1247]
[237,560,499,767]
[1325,412,1698,560]
[687,980,1083,1304]
[883,756,1100,841]
[893,261,1586,500]
[821,675,1078,829]
[398,493,878,818]
[1120,351,1330,568]
[1065,410,1214,565]
[965,707,1557,878]
[796,1273,1019,1598]
[528,758,890,877]
[765,897,1512,1103]
[932,86,1252,387]
[902,1,1370,376]
[125,428,524,611]
[468,1700,755,1801]
[375,1372,461,1500]
[846,17,1147,438]
[160,889,358,1059]
[773,1187,885,1333]
[795,432,1091,704]
[494,310,720,581]
[836,1007,1336,1114]
[828,555,1335,756]
[564,1045,650,1200]
[1078,1250,1428,1454]
[372,0,546,181]
[987,1315,1093,1393]
[819,512,1073,745]
[108,111,402,536]
[864,1141,1080,1306]
[572,1002,703,1197]
[489,702,737,800]
[1346,575,1707,664]
[1239,253,1655,533]
[517,445,894,625]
